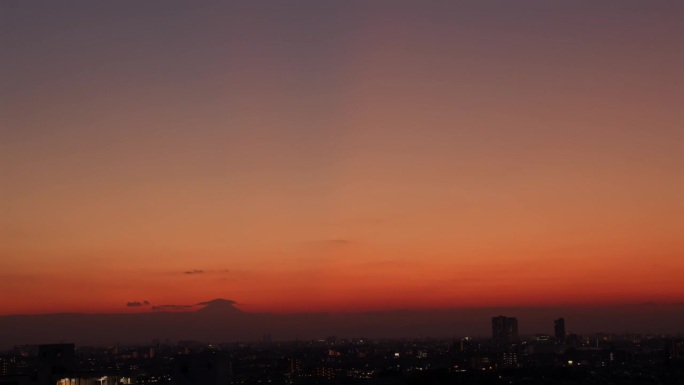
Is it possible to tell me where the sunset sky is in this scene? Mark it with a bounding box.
[1,1,682,315]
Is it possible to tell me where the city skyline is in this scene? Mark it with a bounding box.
[1,297,683,351]
[2,1,683,317]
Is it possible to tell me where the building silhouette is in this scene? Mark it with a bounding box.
[37,344,75,385]
[174,352,232,385]
[554,318,566,340]
[491,316,518,345]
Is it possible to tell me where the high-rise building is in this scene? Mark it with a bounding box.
[0,357,10,376]
[501,352,518,367]
[554,318,566,340]
[491,316,519,345]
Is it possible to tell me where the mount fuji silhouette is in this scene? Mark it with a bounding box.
[195,299,242,315]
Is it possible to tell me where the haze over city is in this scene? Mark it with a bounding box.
[2,0,682,332]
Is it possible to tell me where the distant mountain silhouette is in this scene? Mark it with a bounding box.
[0,301,682,349]
[195,299,242,315]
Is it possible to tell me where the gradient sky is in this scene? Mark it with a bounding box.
[1,1,682,315]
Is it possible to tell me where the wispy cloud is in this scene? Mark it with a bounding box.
[197,299,236,306]
[126,300,150,307]
[151,304,193,311]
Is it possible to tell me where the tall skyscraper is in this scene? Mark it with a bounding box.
[491,316,519,345]
[554,318,566,340]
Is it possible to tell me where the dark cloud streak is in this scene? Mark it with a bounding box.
[152,304,193,311]
[126,300,151,307]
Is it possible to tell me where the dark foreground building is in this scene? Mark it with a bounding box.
[491,316,518,345]
[554,317,566,340]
